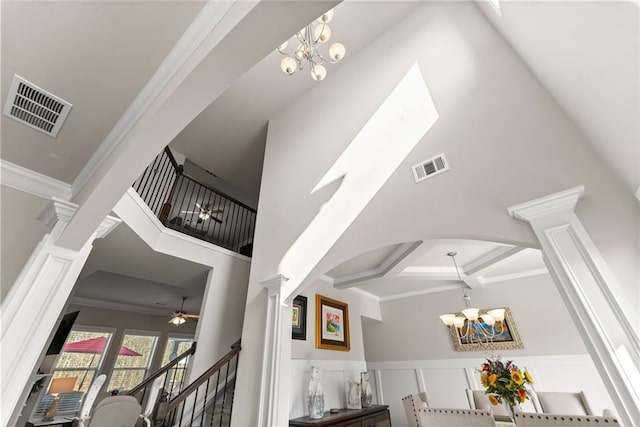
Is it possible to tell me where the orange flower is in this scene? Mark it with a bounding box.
[488,395,500,406]
[524,370,534,384]
[488,374,498,386]
[480,374,489,388]
[518,388,527,403]
[511,370,524,385]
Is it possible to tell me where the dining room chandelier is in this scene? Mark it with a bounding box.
[438,252,506,345]
[277,8,346,81]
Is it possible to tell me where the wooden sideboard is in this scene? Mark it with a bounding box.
[289,405,391,427]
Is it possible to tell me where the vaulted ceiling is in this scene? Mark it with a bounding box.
[1,0,637,309]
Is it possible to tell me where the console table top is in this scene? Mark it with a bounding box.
[289,405,389,426]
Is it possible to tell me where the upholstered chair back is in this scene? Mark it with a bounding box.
[87,395,141,427]
[417,408,495,427]
[466,389,511,417]
[535,391,594,416]
[402,392,429,427]
[515,413,619,426]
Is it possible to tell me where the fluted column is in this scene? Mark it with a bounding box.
[257,274,293,427]
[509,186,640,426]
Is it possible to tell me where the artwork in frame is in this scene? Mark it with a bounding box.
[448,307,523,352]
[315,294,350,351]
[292,295,307,340]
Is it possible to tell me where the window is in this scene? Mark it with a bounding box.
[107,332,158,392]
[162,336,194,395]
[35,328,113,417]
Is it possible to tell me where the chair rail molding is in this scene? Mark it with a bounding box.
[508,185,640,427]
[0,200,121,427]
[257,274,292,427]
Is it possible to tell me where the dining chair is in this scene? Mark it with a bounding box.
[402,392,429,427]
[515,413,619,426]
[465,389,511,417]
[86,395,141,427]
[534,391,594,416]
[416,408,495,427]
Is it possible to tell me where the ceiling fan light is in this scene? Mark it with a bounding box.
[169,316,186,326]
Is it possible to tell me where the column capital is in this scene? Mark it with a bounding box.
[508,186,584,222]
[37,197,78,231]
[261,274,289,296]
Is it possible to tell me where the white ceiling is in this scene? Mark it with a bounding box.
[2,1,637,311]
[324,239,546,299]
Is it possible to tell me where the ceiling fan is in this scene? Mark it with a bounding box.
[181,202,223,224]
[169,297,199,326]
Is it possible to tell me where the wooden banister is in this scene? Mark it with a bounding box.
[159,340,241,416]
[127,341,197,397]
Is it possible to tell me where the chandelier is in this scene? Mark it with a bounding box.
[438,252,506,345]
[277,9,346,81]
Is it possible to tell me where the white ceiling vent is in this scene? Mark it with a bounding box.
[412,153,449,183]
[3,74,72,137]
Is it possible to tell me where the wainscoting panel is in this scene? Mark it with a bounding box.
[367,354,614,427]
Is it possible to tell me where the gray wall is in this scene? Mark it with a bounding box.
[362,274,586,362]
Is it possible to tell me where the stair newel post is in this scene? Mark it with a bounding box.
[153,390,170,426]
[159,147,183,225]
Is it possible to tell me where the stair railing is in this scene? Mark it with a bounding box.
[127,342,197,407]
[133,147,256,257]
[154,340,241,427]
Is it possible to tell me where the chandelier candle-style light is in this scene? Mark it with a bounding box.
[439,252,506,346]
[277,8,346,81]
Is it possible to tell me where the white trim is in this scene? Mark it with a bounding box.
[330,241,421,288]
[71,0,239,196]
[379,283,464,301]
[0,159,72,200]
[258,275,292,427]
[463,246,523,275]
[348,287,381,302]
[374,370,384,404]
[635,185,640,202]
[477,267,548,285]
[507,186,584,222]
[118,188,249,263]
[70,296,171,316]
[37,197,78,231]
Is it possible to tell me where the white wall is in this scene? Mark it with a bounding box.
[288,280,381,419]
[363,274,586,361]
[236,1,639,425]
[368,355,613,427]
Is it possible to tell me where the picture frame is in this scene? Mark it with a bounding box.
[292,295,307,340]
[448,307,523,352]
[315,294,350,351]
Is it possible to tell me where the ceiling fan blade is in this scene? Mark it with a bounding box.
[181,210,198,214]
[195,203,203,209]
[211,209,224,214]
[186,314,200,319]
[211,216,223,224]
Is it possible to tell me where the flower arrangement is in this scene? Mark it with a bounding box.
[480,358,534,417]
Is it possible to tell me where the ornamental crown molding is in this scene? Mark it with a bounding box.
[95,215,122,239]
[261,274,289,294]
[0,159,72,200]
[508,186,584,223]
[37,197,78,231]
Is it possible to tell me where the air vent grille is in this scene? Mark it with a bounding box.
[3,75,72,137]
[412,153,449,183]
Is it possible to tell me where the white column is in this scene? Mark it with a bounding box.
[1,198,121,426]
[508,186,640,426]
[257,275,292,427]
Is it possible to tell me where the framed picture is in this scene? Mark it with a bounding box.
[316,294,350,351]
[292,295,307,340]
[448,307,523,352]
